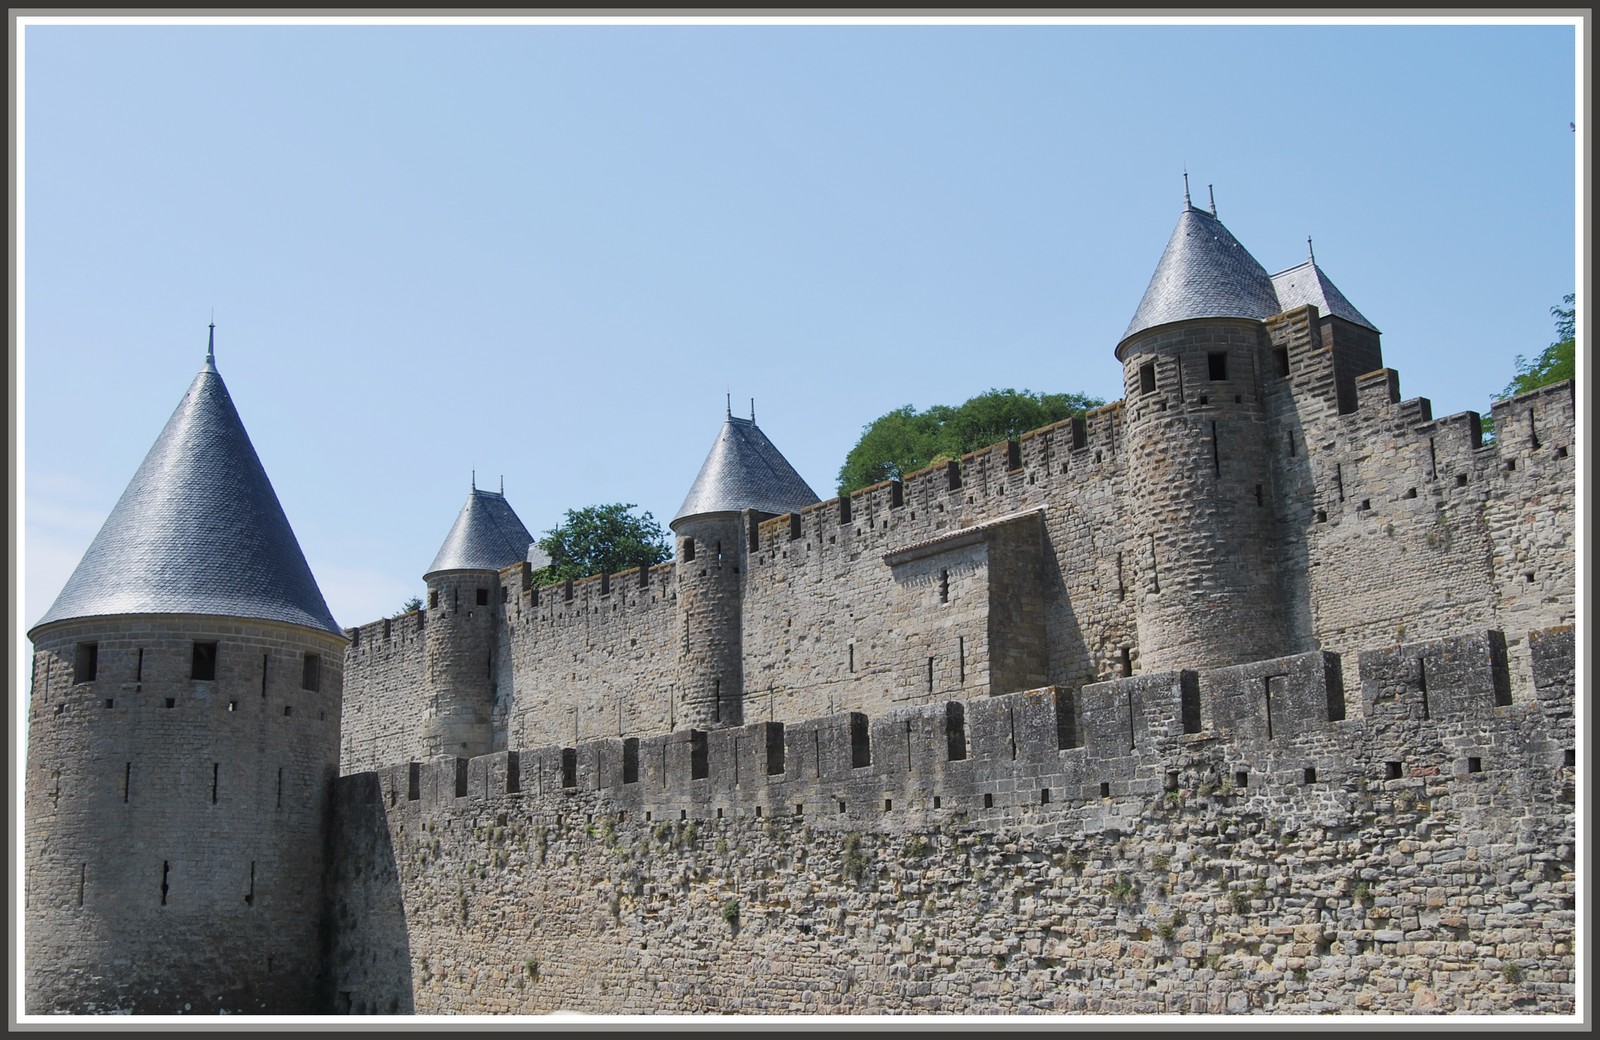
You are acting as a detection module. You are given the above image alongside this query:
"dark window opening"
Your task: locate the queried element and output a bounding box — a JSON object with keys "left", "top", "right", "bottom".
{"left": 933, "top": 795, "right": 942, "bottom": 809}
{"left": 765, "top": 722, "right": 786, "bottom": 775}
{"left": 1505, "top": 459, "right": 1517, "bottom": 472}
{"left": 1100, "top": 782, "right": 1111, "bottom": 798}
{"left": 1303, "top": 767, "right": 1316, "bottom": 784}
{"left": 984, "top": 793, "right": 995, "bottom": 808}
{"left": 124, "top": 762, "right": 131, "bottom": 803}
{"left": 1455, "top": 473, "right": 1468, "bottom": 487}
{"left": 301, "top": 654, "right": 320, "bottom": 692}
{"left": 245, "top": 861, "right": 255, "bottom": 906}
{"left": 683, "top": 537, "right": 696, "bottom": 562}
{"left": 74, "top": 643, "right": 98, "bottom": 684}
{"left": 789, "top": 513, "right": 802, "bottom": 540}
{"left": 623, "top": 738, "right": 640, "bottom": 784}
{"left": 135, "top": 648, "right": 144, "bottom": 682}
{"left": 1556, "top": 446, "right": 1568, "bottom": 459}
{"left": 1006, "top": 439, "right": 1022, "bottom": 471}
{"left": 191, "top": 642, "right": 217, "bottom": 681}
{"left": 850, "top": 712, "right": 871, "bottom": 768}
{"left": 261, "top": 654, "right": 269, "bottom": 697}
{"left": 1273, "top": 347, "right": 1290, "bottom": 377}
{"left": 283, "top": 705, "right": 293, "bottom": 717}
{"left": 453, "top": 758, "right": 468, "bottom": 797}
{"left": 947, "top": 459, "right": 963, "bottom": 490}
{"left": 1255, "top": 484, "right": 1264, "bottom": 506}
{"left": 165, "top": 698, "right": 176, "bottom": 709}
{"left": 1404, "top": 487, "right": 1417, "bottom": 499}
{"left": 939, "top": 569, "right": 949, "bottom": 603}
{"left": 506, "top": 751, "right": 521, "bottom": 793}
{"left": 1139, "top": 361, "right": 1156, "bottom": 395}
{"left": 946, "top": 702, "right": 967, "bottom": 761}
{"left": 839, "top": 497, "right": 852, "bottom": 525}
{"left": 161, "top": 861, "right": 170, "bottom": 906}
{"left": 559, "top": 748, "right": 578, "bottom": 789}
{"left": 476, "top": 588, "right": 489, "bottom": 606}
{"left": 891, "top": 480, "right": 905, "bottom": 508}
{"left": 212, "top": 763, "right": 219, "bottom": 804}
{"left": 1121, "top": 646, "right": 1133, "bottom": 678}
{"left": 429, "top": 590, "right": 439, "bottom": 609}
{"left": 1467, "top": 757, "right": 1483, "bottom": 774}
{"left": 1040, "top": 788, "right": 1051, "bottom": 805}
{"left": 1235, "top": 771, "right": 1248, "bottom": 788}
{"left": 1315, "top": 510, "right": 1328, "bottom": 523}
{"left": 1054, "top": 689, "right": 1079, "bottom": 750}
{"left": 690, "top": 729, "right": 709, "bottom": 780}
{"left": 407, "top": 762, "right": 420, "bottom": 801}
{"left": 1180, "top": 674, "right": 1201, "bottom": 734}
{"left": 1385, "top": 761, "right": 1403, "bottom": 780}
{"left": 1288, "top": 433, "right": 1297, "bottom": 458}
{"left": 105, "top": 699, "right": 114, "bottom": 709}
{"left": 1208, "top": 352, "right": 1228, "bottom": 381}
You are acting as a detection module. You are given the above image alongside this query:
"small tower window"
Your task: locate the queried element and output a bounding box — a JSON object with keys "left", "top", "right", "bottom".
{"left": 301, "top": 654, "right": 321, "bottom": 693}
{"left": 683, "top": 537, "right": 696, "bottom": 562}
{"left": 1208, "top": 352, "right": 1228, "bottom": 381}
{"left": 74, "top": 643, "right": 98, "bottom": 684}
{"left": 429, "top": 590, "right": 439, "bottom": 609}
{"left": 1139, "top": 361, "right": 1157, "bottom": 395}
{"left": 191, "top": 642, "right": 218, "bottom": 682}
{"left": 476, "top": 588, "right": 489, "bottom": 606}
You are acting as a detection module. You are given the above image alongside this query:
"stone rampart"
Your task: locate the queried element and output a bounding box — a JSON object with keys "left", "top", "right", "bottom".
{"left": 327, "top": 625, "right": 1575, "bottom": 1015}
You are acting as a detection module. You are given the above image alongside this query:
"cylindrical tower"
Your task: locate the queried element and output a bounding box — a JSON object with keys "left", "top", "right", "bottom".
{"left": 672, "top": 408, "right": 820, "bottom": 729}
{"left": 1116, "top": 201, "right": 1289, "bottom": 672}
{"left": 419, "top": 486, "right": 534, "bottom": 760}
{"left": 25, "top": 331, "right": 347, "bottom": 1014}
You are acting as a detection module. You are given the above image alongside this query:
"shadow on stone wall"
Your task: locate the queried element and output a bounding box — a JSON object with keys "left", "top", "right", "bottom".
{"left": 327, "top": 772, "right": 415, "bottom": 1014}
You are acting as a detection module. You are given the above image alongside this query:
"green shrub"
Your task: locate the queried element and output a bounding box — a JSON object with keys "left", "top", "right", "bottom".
{"left": 721, "top": 899, "right": 740, "bottom": 926}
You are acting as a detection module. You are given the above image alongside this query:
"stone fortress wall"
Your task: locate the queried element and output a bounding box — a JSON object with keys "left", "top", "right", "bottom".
{"left": 327, "top": 625, "right": 1576, "bottom": 1014}
{"left": 337, "top": 302, "right": 1576, "bottom": 776}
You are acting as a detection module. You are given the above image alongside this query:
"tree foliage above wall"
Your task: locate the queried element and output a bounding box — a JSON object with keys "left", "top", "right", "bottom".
{"left": 533, "top": 503, "right": 672, "bottom": 585}
{"left": 837, "top": 387, "right": 1104, "bottom": 495}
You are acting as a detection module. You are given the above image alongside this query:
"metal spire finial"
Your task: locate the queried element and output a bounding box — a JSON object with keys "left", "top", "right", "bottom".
{"left": 471, "top": 470, "right": 476, "bottom": 491}
{"left": 1209, "top": 184, "right": 1217, "bottom": 217}
{"left": 1183, "top": 169, "right": 1191, "bottom": 208}
{"left": 750, "top": 398, "right": 755, "bottom": 422}
{"left": 206, "top": 320, "right": 216, "bottom": 367}
{"left": 500, "top": 475, "right": 504, "bottom": 494}
{"left": 1307, "top": 236, "right": 1316, "bottom": 264}
{"left": 726, "top": 393, "right": 732, "bottom": 419}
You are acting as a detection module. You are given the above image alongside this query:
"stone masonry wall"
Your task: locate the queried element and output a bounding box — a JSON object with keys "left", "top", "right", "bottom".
{"left": 328, "top": 626, "right": 1575, "bottom": 1016}
{"left": 27, "top": 616, "right": 345, "bottom": 1014}
{"left": 342, "top": 611, "right": 428, "bottom": 774}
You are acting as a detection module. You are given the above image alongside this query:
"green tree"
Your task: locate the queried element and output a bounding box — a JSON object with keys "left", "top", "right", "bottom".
{"left": 837, "top": 387, "right": 1103, "bottom": 495}
{"left": 532, "top": 503, "right": 671, "bottom": 585}
{"left": 396, "top": 595, "right": 423, "bottom": 616}
{"left": 1485, "top": 294, "right": 1575, "bottom": 438}
{"left": 1501, "top": 294, "right": 1576, "bottom": 399}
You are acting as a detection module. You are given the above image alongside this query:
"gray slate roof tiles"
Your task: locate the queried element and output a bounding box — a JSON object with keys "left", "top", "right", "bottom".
{"left": 1122, "top": 205, "right": 1285, "bottom": 345}
{"left": 1270, "top": 260, "right": 1379, "bottom": 332}
{"left": 425, "top": 488, "right": 536, "bottom": 578}
{"left": 31, "top": 355, "right": 343, "bottom": 638}
{"left": 673, "top": 416, "right": 821, "bottom": 527}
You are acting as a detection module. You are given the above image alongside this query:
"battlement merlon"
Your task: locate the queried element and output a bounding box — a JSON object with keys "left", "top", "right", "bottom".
{"left": 362, "top": 625, "right": 1573, "bottom": 815}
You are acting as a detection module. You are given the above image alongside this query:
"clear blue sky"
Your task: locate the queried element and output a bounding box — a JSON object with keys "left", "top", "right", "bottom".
{"left": 17, "top": 15, "right": 1584, "bottom": 656}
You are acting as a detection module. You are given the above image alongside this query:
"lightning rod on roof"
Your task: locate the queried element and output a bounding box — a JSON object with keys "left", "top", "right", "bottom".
{"left": 472, "top": 470, "right": 476, "bottom": 491}
{"left": 750, "top": 398, "right": 755, "bottom": 422}
{"left": 726, "top": 392, "right": 732, "bottom": 419}
{"left": 1209, "top": 184, "right": 1217, "bottom": 217}
{"left": 206, "top": 319, "right": 216, "bottom": 367}
{"left": 1183, "top": 169, "right": 1191, "bottom": 208}
{"left": 1308, "top": 236, "right": 1316, "bottom": 264}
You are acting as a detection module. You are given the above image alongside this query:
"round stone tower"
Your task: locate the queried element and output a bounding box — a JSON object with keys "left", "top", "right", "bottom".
{"left": 1116, "top": 196, "right": 1289, "bottom": 672}
{"left": 671, "top": 405, "right": 819, "bottom": 729}
{"left": 420, "top": 484, "right": 533, "bottom": 760}
{"left": 25, "top": 328, "right": 347, "bottom": 1014}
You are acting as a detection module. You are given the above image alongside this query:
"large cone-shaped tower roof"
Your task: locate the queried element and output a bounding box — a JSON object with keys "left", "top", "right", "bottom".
{"left": 1120, "top": 204, "right": 1283, "bottom": 350}
{"left": 425, "top": 487, "right": 536, "bottom": 579}
{"left": 673, "top": 414, "right": 820, "bottom": 529}
{"left": 31, "top": 331, "right": 342, "bottom": 637}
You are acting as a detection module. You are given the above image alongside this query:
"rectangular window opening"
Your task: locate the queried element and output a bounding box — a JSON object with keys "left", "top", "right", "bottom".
{"left": 1006, "top": 439, "right": 1022, "bottom": 471}
{"left": 1138, "top": 361, "right": 1156, "bottom": 395}
{"left": 850, "top": 712, "right": 871, "bottom": 768}
{"left": 939, "top": 569, "right": 950, "bottom": 604}
{"left": 1053, "top": 689, "right": 1079, "bottom": 750}
{"left": 212, "top": 763, "right": 219, "bottom": 804}
{"left": 1467, "top": 756, "right": 1483, "bottom": 774}
{"left": 1385, "top": 761, "right": 1403, "bottom": 780}
{"left": 1040, "top": 788, "right": 1051, "bottom": 805}
{"left": 561, "top": 748, "right": 578, "bottom": 789}
{"left": 890, "top": 480, "right": 905, "bottom": 508}
{"left": 1208, "top": 352, "right": 1228, "bottom": 381}
{"left": 454, "top": 758, "right": 469, "bottom": 798}
{"left": 429, "top": 590, "right": 439, "bottom": 609}
{"left": 301, "top": 654, "right": 321, "bottom": 693}
{"left": 622, "top": 738, "right": 640, "bottom": 784}
{"left": 161, "top": 861, "right": 170, "bottom": 906}
{"left": 946, "top": 702, "right": 968, "bottom": 761}
{"left": 74, "top": 643, "right": 98, "bottom": 684}
{"left": 1303, "top": 767, "right": 1316, "bottom": 784}
{"left": 1273, "top": 347, "right": 1290, "bottom": 377}
{"left": 984, "top": 793, "right": 995, "bottom": 808}
{"left": 765, "top": 722, "right": 786, "bottom": 776}
{"left": 1099, "top": 782, "right": 1111, "bottom": 798}
{"left": 407, "top": 762, "right": 421, "bottom": 801}
{"left": 135, "top": 648, "right": 144, "bottom": 682}
{"left": 683, "top": 537, "right": 696, "bottom": 561}
{"left": 690, "top": 730, "right": 710, "bottom": 781}
{"left": 191, "top": 641, "right": 217, "bottom": 682}
{"left": 1236, "top": 770, "right": 1249, "bottom": 788}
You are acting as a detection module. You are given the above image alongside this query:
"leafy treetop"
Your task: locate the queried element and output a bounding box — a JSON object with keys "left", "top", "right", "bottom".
{"left": 837, "top": 388, "right": 1104, "bottom": 495}
{"left": 1499, "top": 293, "right": 1575, "bottom": 400}
{"left": 532, "top": 503, "right": 672, "bottom": 585}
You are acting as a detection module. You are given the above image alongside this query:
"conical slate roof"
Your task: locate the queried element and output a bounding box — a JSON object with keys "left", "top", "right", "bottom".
{"left": 1120, "top": 205, "right": 1284, "bottom": 348}
{"left": 1270, "top": 259, "right": 1379, "bottom": 332}
{"left": 425, "top": 487, "right": 535, "bottom": 578}
{"left": 673, "top": 415, "right": 820, "bottom": 528}
{"left": 31, "top": 339, "right": 342, "bottom": 638}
